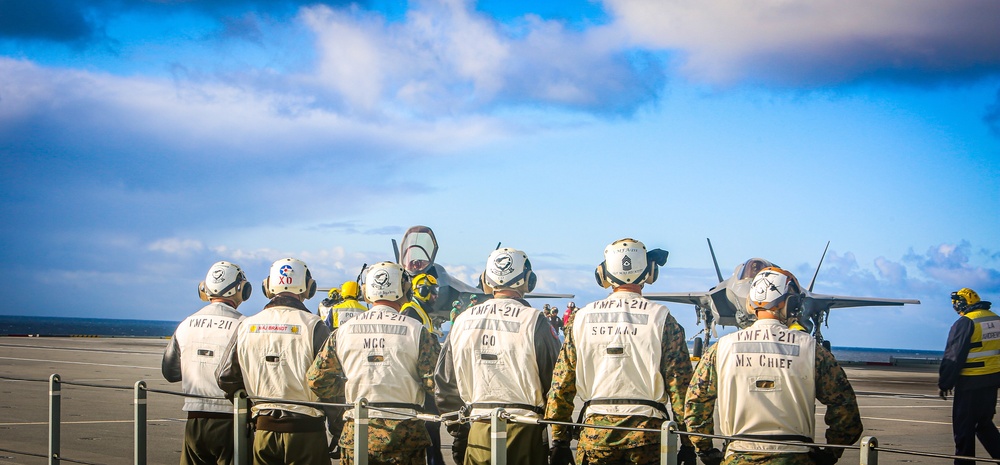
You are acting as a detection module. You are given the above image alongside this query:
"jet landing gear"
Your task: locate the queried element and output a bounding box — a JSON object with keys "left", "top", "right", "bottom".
{"left": 810, "top": 311, "right": 832, "bottom": 352}
{"left": 692, "top": 337, "right": 705, "bottom": 360}
{"left": 691, "top": 306, "right": 713, "bottom": 360}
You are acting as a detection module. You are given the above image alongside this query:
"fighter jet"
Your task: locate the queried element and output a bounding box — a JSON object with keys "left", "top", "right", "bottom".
{"left": 394, "top": 225, "right": 573, "bottom": 318}
{"left": 645, "top": 239, "right": 920, "bottom": 358}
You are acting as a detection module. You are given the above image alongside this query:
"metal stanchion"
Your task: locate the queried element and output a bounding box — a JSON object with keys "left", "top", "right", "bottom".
{"left": 234, "top": 390, "right": 250, "bottom": 465}
{"left": 861, "top": 436, "right": 878, "bottom": 465}
{"left": 354, "top": 398, "right": 369, "bottom": 465}
{"left": 490, "top": 409, "right": 507, "bottom": 465}
{"left": 134, "top": 381, "right": 147, "bottom": 465}
{"left": 661, "top": 421, "right": 678, "bottom": 465}
{"left": 48, "top": 374, "right": 61, "bottom": 465}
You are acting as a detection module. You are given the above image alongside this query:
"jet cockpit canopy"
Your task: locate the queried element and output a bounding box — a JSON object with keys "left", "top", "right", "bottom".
{"left": 399, "top": 225, "right": 439, "bottom": 276}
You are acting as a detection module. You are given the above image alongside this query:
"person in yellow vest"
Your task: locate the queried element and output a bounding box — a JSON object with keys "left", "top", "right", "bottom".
{"left": 317, "top": 288, "right": 342, "bottom": 329}
{"left": 684, "top": 266, "right": 862, "bottom": 465}
{"left": 939, "top": 288, "right": 1000, "bottom": 465}
{"left": 400, "top": 273, "right": 446, "bottom": 465}
{"left": 402, "top": 273, "right": 439, "bottom": 335}
{"left": 330, "top": 281, "right": 367, "bottom": 329}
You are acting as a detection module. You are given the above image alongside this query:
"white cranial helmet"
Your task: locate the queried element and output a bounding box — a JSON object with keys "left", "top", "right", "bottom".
{"left": 745, "top": 266, "right": 802, "bottom": 326}
{"left": 199, "top": 261, "right": 251, "bottom": 304}
{"left": 263, "top": 258, "right": 316, "bottom": 299}
{"left": 596, "top": 238, "right": 649, "bottom": 288}
{"left": 364, "top": 261, "right": 410, "bottom": 303}
{"left": 481, "top": 248, "right": 536, "bottom": 294}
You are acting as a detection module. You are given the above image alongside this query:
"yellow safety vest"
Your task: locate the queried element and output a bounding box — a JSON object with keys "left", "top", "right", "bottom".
{"left": 961, "top": 309, "right": 1000, "bottom": 377}
{"left": 401, "top": 300, "right": 434, "bottom": 333}
{"left": 332, "top": 299, "right": 367, "bottom": 329}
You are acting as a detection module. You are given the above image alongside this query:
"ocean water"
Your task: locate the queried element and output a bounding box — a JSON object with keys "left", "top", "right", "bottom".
{"left": 0, "top": 315, "right": 943, "bottom": 364}
{"left": 0, "top": 315, "right": 179, "bottom": 338}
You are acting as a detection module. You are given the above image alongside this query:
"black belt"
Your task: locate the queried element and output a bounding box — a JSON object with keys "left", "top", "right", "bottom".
{"left": 576, "top": 398, "right": 671, "bottom": 424}
{"left": 471, "top": 402, "right": 544, "bottom": 414}
{"left": 367, "top": 402, "right": 423, "bottom": 412}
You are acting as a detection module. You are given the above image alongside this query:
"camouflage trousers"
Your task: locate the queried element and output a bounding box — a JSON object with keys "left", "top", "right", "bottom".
{"left": 339, "top": 417, "right": 431, "bottom": 465}
{"left": 576, "top": 443, "right": 659, "bottom": 465}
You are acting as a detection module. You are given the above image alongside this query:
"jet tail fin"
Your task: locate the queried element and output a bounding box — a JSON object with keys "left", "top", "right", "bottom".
{"left": 807, "top": 241, "right": 831, "bottom": 292}
{"left": 707, "top": 238, "right": 724, "bottom": 283}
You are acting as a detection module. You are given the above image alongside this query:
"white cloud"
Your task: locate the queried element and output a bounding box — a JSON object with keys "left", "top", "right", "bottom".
{"left": 604, "top": 0, "right": 1000, "bottom": 86}
{"left": 148, "top": 237, "right": 205, "bottom": 255}
{"left": 298, "top": 0, "right": 662, "bottom": 116}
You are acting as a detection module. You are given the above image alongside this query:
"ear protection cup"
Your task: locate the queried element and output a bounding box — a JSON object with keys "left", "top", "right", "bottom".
{"left": 953, "top": 293, "right": 968, "bottom": 312}
{"left": 402, "top": 274, "right": 413, "bottom": 301}
{"left": 480, "top": 272, "right": 494, "bottom": 294}
{"left": 305, "top": 270, "right": 317, "bottom": 300}
{"left": 523, "top": 258, "right": 537, "bottom": 293}
{"left": 644, "top": 264, "right": 659, "bottom": 285}
{"left": 262, "top": 277, "right": 275, "bottom": 299}
{"left": 416, "top": 284, "right": 438, "bottom": 299}
{"left": 198, "top": 282, "right": 210, "bottom": 301}
{"left": 594, "top": 262, "right": 612, "bottom": 288}
{"left": 241, "top": 281, "right": 253, "bottom": 302}
{"left": 785, "top": 293, "right": 802, "bottom": 320}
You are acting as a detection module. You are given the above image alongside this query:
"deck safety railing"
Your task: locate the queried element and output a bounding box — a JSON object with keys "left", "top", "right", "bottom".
{"left": 1, "top": 373, "right": 999, "bottom": 465}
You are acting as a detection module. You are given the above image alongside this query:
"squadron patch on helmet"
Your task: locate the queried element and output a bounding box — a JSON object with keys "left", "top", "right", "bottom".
{"left": 211, "top": 268, "right": 226, "bottom": 283}
{"left": 373, "top": 269, "right": 391, "bottom": 288}
{"left": 493, "top": 252, "right": 514, "bottom": 277}
{"left": 279, "top": 265, "right": 294, "bottom": 277}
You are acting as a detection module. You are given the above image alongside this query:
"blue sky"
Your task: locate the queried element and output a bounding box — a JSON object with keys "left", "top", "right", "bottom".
{"left": 1, "top": 0, "right": 998, "bottom": 350}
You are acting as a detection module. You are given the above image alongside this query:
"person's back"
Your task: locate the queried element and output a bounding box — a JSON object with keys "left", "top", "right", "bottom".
{"left": 547, "top": 238, "right": 693, "bottom": 465}
{"left": 714, "top": 319, "right": 817, "bottom": 454}
{"left": 437, "top": 248, "right": 559, "bottom": 465}
{"left": 308, "top": 261, "right": 439, "bottom": 465}
{"left": 162, "top": 261, "right": 248, "bottom": 465}
{"left": 939, "top": 288, "right": 1000, "bottom": 465}
{"left": 217, "top": 258, "right": 331, "bottom": 465}
{"left": 684, "top": 267, "right": 862, "bottom": 465}
{"left": 331, "top": 281, "right": 367, "bottom": 329}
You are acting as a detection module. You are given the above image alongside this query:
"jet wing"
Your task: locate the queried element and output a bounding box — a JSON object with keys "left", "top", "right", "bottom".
{"left": 525, "top": 292, "right": 575, "bottom": 299}
{"left": 806, "top": 293, "right": 920, "bottom": 309}
{"left": 644, "top": 292, "right": 714, "bottom": 308}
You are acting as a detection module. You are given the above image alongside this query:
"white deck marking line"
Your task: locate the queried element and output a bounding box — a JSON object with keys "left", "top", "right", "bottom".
{"left": 0, "top": 343, "right": 161, "bottom": 355}
{"left": 855, "top": 405, "right": 953, "bottom": 409}
{"left": 0, "top": 419, "right": 185, "bottom": 426}
{"left": 859, "top": 416, "right": 951, "bottom": 426}
{"left": 0, "top": 356, "right": 158, "bottom": 370}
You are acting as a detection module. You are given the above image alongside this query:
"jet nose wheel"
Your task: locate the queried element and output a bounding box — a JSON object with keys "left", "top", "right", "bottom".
{"left": 692, "top": 338, "right": 704, "bottom": 359}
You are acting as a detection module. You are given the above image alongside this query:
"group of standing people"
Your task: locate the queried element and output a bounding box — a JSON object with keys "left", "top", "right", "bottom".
{"left": 541, "top": 302, "right": 576, "bottom": 338}
{"left": 160, "top": 235, "right": 1000, "bottom": 465}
